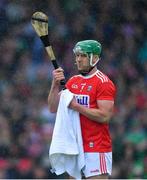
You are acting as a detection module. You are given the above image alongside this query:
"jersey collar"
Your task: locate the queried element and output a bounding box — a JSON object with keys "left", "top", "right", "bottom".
{"left": 78, "top": 70, "right": 99, "bottom": 79}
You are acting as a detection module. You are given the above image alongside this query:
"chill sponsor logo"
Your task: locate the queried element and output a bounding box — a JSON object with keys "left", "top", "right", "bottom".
{"left": 75, "top": 94, "right": 90, "bottom": 107}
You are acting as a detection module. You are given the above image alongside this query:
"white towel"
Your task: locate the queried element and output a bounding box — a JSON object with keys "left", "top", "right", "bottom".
{"left": 49, "top": 89, "right": 85, "bottom": 179}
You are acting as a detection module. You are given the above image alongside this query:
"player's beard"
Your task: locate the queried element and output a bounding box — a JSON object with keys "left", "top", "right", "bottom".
{"left": 78, "top": 66, "right": 95, "bottom": 76}
{"left": 76, "top": 60, "right": 94, "bottom": 76}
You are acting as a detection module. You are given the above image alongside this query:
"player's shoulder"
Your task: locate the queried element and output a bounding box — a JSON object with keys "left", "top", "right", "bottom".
{"left": 95, "top": 70, "right": 115, "bottom": 88}
{"left": 66, "top": 75, "right": 80, "bottom": 86}
{"left": 68, "top": 74, "right": 80, "bottom": 81}
{"left": 95, "top": 70, "right": 116, "bottom": 91}
{"left": 95, "top": 70, "right": 110, "bottom": 83}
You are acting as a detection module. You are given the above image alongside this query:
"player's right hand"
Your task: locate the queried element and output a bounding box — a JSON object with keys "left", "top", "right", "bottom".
{"left": 52, "top": 67, "right": 65, "bottom": 85}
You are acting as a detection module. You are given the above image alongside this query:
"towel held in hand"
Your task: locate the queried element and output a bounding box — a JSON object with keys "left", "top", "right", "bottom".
{"left": 49, "top": 89, "right": 85, "bottom": 179}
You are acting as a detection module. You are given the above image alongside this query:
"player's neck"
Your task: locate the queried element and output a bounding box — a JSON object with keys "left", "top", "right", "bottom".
{"left": 88, "top": 66, "right": 97, "bottom": 76}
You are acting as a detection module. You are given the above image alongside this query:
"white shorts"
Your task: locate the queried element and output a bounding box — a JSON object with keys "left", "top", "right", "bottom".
{"left": 82, "top": 152, "right": 112, "bottom": 178}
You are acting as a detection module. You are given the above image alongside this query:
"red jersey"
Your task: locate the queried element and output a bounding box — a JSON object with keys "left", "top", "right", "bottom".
{"left": 66, "top": 70, "right": 116, "bottom": 152}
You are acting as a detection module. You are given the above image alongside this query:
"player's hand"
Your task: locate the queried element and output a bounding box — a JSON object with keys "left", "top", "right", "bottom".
{"left": 68, "top": 97, "right": 78, "bottom": 111}
{"left": 52, "top": 67, "right": 65, "bottom": 86}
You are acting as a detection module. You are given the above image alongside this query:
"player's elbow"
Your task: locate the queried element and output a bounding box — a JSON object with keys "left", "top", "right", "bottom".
{"left": 49, "top": 109, "right": 57, "bottom": 113}
{"left": 102, "top": 116, "right": 111, "bottom": 123}
{"left": 99, "top": 112, "right": 113, "bottom": 123}
{"left": 48, "top": 105, "right": 57, "bottom": 113}
{"left": 104, "top": 111, "right": 114, "bottom": 123}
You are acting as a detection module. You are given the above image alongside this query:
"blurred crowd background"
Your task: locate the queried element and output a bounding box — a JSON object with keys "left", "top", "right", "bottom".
{"left": 0, "top": 0, "right": 147, "bottom": 179}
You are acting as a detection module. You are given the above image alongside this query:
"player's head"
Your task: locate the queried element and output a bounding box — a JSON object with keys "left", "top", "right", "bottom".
{"left": 73, "top": 40, "right": 102, "bottom": 75}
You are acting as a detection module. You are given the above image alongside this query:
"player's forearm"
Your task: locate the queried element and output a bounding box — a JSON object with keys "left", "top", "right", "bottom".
{"left": 71, "top": 103, "right": 112, "bottom": 123}
{"left": 48, "top": 84, "right": 60, "bottom": 113}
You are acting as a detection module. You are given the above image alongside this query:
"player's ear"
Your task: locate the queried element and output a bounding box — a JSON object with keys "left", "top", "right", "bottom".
{"left": 93, "top": 55, "right": 99, "bottom": 63}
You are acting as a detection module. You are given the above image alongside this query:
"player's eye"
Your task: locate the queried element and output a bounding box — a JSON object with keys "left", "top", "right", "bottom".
{"left": 81, "top": 54, "right": 87, "bottom": 57}
{"left": 75, "top": 53, "right": 87, "bottom": 58}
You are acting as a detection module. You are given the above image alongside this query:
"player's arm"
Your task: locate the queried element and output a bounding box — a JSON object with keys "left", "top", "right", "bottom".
{"left": 69, "top": 98, "right": 114, "bottom": 123}
{"left": 48, "top": 68, "right": 65, "bottom": 113}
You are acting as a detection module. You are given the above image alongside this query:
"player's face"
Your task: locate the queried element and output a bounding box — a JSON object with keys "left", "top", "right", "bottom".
{"left": 75, "top": 53, "right": 90, "bottom": 71}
